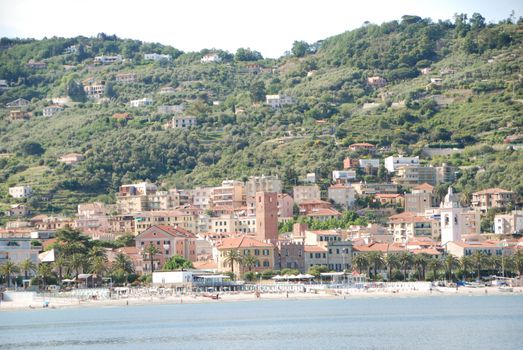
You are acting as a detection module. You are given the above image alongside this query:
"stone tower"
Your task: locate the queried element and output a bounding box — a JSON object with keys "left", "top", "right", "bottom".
{"left": 440, "top": 187, "right": 464, "bottom": 245}
{"left": 255, "top": 191, "right": 279, "bottom": 244}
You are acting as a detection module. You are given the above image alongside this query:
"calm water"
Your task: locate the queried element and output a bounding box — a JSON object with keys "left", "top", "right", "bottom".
{"left": 1, "top": 296, "right": 522, "bottom": 350}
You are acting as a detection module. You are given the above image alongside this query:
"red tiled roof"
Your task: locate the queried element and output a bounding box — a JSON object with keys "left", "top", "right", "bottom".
{"left": 349, "top": 143, "right": 375, "bottom": 148}
{"left": 193, "top": 260, "right": 218, "bottom": 269}
{"left": 411, "top": 248, "right": 441, "bottom": 255}
{"left": 375, "top": 193, "right": 403, "bottom": 199}
{"left": 218, "top": 236, "right": 272, "bottom": 249}
{"left": 413, "top": 183, "right": 434, "bottom": 191}
{"left": 307, "top": 208, "right": 341, "bottom": 217}
{"left": 473, "top": 188, "right": 514, "bottom": 195}
{"left": 304, "top": 245, "right": 328, "bottom": 253}
{"left": 353, "top": 242, "right": 404, "bottom": 253}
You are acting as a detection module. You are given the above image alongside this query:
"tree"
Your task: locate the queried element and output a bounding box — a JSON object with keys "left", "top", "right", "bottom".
{"left": 0, "top": 260, "right": 19, "bottom": 288}
{"left": 163, "top": 255, "right": 194, "bottom": 270}
{"left": 104, "top": 81, "right": 117, "bottom": 98}
{"left": 20, "top": 259, "right": 36, "bottom": 280}
{"left": 89, "top": 256, "right": 107, "bottom": 278}
{"left": 460, "top": 256, "right": 472, "bottom": 281}
{"left": 367, "top": 251, "right": 384, "bottom": 279}
{"left": 384, "top": 253, "right": 399, "bottom": 281}
{"left": 241, "top": 255, "right": 259, "bottom": 272}
{"left": 66, "top": 79, "right": 86, "bottom": 102}
{"left": 413, "top": 254, "right": 429, "bottom": 280}
{"left": 427, "top": 259, "right": 441, "bottom": 281}
{"left": 308, "top": 265, "right": 329, "bottom": 278}
{"left": 471, "top": 251, "right": 487, "bottom": 280}
{"left": 249, "top": 81, "right": 266, "bottom": 103}
{"left": 353, "top": 254, "right": 368, "bottom": 274}
{"left": 398, "top": 251, "right": 412, "bottom": 281}
{"left": 113, "top": 253, "right": 134, "bottom": 275}
{"left": 470, "top": 13, "right": 486, "bottom": 31}
{"left": 235, "top": 48, "right": 263, "bottom": 61}
{"left": 444, "top": 254, "right": 459, "bottom": 281}
{"left": 37, "top": 263, "right": 54, "bottom": 289}
{"left": 513, "top": 251, "right": 523, "bottom": 276}
{"left": 291, "top": 40, "right": 310, "bottom": 57}
{"left": 224, "top": 250, "right": 242, "bottom": 278}
{"left": 20, "top": 141, "right": 45, "bottom": 156}
{"left": 145, "top": 243, "right": 159, "bottom": 273}
{"left": 68, "top": 253, "right": 85, "bottom": 282}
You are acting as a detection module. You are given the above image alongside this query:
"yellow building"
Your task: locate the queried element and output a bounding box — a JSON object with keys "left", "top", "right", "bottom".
{"left": 218, "top": 236, "right": 275, "bottom": 276}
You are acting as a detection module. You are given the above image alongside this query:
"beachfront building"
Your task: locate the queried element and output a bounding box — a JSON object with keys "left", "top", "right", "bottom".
{"left": 217, "top": 236, "right": 275, "bottom": 276}
{"left": 135, "top": 225, "right": 197, "bottom": 272}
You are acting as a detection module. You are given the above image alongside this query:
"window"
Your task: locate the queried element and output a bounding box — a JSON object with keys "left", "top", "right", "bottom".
{"left": 263, "top": 261, "right": 270, "bottom": 267}
{"left": 255, "top": 249, "right": 260, "bottom": 256}
{"left": 244, "top": 249, "right": 250, "bottom": 256}
{"left": 263, "top": 249, "right": 270, "bottom": 256}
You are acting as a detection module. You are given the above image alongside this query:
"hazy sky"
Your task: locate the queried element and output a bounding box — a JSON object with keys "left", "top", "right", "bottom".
{"left": 0, "top": 0, "right": 521, "bottom": 58}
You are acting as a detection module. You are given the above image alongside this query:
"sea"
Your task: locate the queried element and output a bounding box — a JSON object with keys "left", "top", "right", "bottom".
{"left": 0, "top": 295, "right": 522, "bottom": 350}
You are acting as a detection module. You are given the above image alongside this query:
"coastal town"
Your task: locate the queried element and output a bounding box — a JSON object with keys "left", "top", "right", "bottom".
{"left": 1, "top": 146, "right": 522, "bottom": 307}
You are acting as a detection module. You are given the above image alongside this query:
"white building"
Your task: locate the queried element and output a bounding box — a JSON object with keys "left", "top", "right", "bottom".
{"left": 293, "top": 185, "right": 321, "bottom": 204}
{"left": 9, "top": 186, "right": 33, "bottom": 198}
{"left": 43, "top": 105, "right": 64, "bottom": 117}
{"left": 164, "top": 115, "right": 197, "bottom": 129}
{"left": 440, "top": 187, "right": 464, "bottom": 245}
{"left": 201, "top": 53, "right": 221, "bottom": 63}
{"left": 144, "top": 53, "right": 172, "bottom": 62}
{"left": 384, "top": 155, "right": 420, "bottom": 173}
{"left": 130, "top": 98, "right": 154, "bottom": 107}
{"left": 266, "top": 94, "right": 295, "bottom": 108}
{"left": 245, "top": 175, "right": 282, "bottom": 198}
{"left": 494, "top": 211, "right": 523, "bottom": 235}
{"left": 332, "top": 170, "right": 357, "bottom": 182}
{"left": 83, "top": 84, "right": 105, "bottom": 99}
{"left": 359, "top": 159, "right": 380, "bottom": 169}
{"left": 94, "top": 55, "right": 122, "bottom": 64}
{"left": 305, "top": 173, "right": 316, "bottom": 183}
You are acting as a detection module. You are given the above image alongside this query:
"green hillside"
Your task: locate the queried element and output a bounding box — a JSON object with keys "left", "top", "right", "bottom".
{"left": 0, "top": 14, "right": 522, "bottom": 215}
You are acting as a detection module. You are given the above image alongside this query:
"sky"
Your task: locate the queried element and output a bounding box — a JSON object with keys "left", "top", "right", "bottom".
{"left": 0, "top": 0, "right": 521, "bottom": 58}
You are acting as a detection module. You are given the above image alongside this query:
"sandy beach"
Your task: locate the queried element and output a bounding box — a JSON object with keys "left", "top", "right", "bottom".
{"left": 1, "top": 286, "right": 522, "bottom": 311}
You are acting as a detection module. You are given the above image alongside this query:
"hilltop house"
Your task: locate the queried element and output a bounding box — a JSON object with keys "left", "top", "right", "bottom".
{"left": 367, "top": 76, "right": 386, "bottom": 87}
{"left": 6, "top": 98, "right": 30, "bottom": 109}
{"left": 9, "top": 110, "right": 30, "bottom": 120}
{"left": 43, "top": 104, "right": 64, "bottom": 117}
{"left": 58, "top": 153, "right": 84, "bottom": 165}
{"left": 130, "top": 98, "right": 153, "bottom": 107}
{"left": 112, "top": 112, "right": 133, "bottom": 121}
{"left": 115, "top": 73, "right": 136, "bottom": 83}
{"left": 94, "top": 55, "right": 122, "bottom": 64}
{"left": 164, "top": 115, "right": 197, "bottom": 129}
{"left": 83, "top": 83, "right": 105, "bottom": 99}
{"left": 9, "top": 186, "right": 33, "bottom": 198}
{"left": 201, "top": 53, "right": 221, "bottom": 63}
{"left": 471, "top": 188, "right": 517, "bottom": 213}
{"left": 265, "top": 94, "right": 294, "bottom": 108}
{"left": 144, "top": 53, "right": 172, "bottom": 61}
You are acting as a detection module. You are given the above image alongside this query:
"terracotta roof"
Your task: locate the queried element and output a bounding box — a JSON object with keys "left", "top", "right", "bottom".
{"left": 329, "top": 184, "right": 351, "bottom": 189}
{"left": 218, "top": 236, "right": 272, "bottom": 249}
{"left": 389, "top": 211, "right": 433, "bottom": 223}
{"left": 473, "top": 188, "right": 514, "bottom": 195}
{"left": 139, "top": 225, "right": 196, "bottom": 238}
{"left": 193, "top": 260, "right": 218, "bottom": 269}
{"left": 353, "top": 242, "right": 404, "bottom": 253}
{"left": 304, "top": 245, "right": 328, "bottom": 253}
{"left": 299, "top": 200, "right": 330, "bottom": 205}
{"left": 136, "top": 210, "right": 188, "bottom": 217}
{"left": 449, "top": 241, "right": 500, "bottom": 249}
{"left": 349, "top": 143, "right": 375, "bottom": 148}
{"left": 308, "top": 230, "right": 340, "bottom": 236}
{"left": 411, "top": 248, "right": 441, "bottom": 255}
{"left": 113, "top": 112, "right": 133, "bottom": 120}
{"left": 118, "top": 246, "right": 140, "bottom": 255}
{"left": 307, "top": 208, "right": 341, "bottom": 217}
{"left": 413, "top": 183, "right": 434, "bottom": 191}
{"left": 375, "top": 193, "right": 403, "bottom": 199}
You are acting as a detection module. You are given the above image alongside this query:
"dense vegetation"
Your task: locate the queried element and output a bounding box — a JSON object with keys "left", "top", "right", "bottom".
{"left": 0, "top": 14, "right": 522, "bottom": 215}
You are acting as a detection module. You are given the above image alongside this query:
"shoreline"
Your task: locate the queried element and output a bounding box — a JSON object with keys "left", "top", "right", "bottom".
{"left": 2, "top": 286, "right": 522, "bottom": 312}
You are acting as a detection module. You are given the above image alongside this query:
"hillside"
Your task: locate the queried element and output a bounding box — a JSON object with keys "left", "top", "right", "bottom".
{"left": 0, "top": 14, "right": 522, "bottom": 216}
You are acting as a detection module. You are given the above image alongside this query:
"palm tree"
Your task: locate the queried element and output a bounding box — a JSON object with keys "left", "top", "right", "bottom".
{"left": 398, "top": 251, "right": 412, "bottom": 281}
{"left": 513, "top": 251, "right": 523, "bottom": 276}
{"left": 20, "top": 259, "right": 36, "bottom": 280}
{"left": 224, "top": 250, "right": 242, "bottom": 278}
{"left": 427, "top": 259, "right": 441, "bottom": 281}
{"left": 89, "top": 256, "right": 107, "bottom": 278}
{"left": 145, "top": 243, "right": 159, "bottom": 273}
{"left": 0, "top": 260, "right": 19, "bottom": 288}
{"left": 53, "top": 255, "right": 66, "bottom": 282}
{"left": 241, "top": 255, "right": 259, "bottom": 272}
{"left": 37, "top": 263, "right": 53, "bottom": 289}
{"left": 113, "top": 253, "right": 134, "bottom": 275}
{"left": 413, "top": 254, "right": 429, "bottom": 281}
{"left": 352, "top": 254, "right": 368, "bottom": 275}
{"left": 68, "top": 253, "right": 85, "bottom": 282}
{"left": 471, "top": 251, "right": 487, "bottom": 281}
{"left": 384, "top": 253, "right": 399, "bottom": 281}
{"left": 367, "top": 251, "right": 384, "bottom": 280}
{"left": 460, "top": 256, "right": 472, "bottom": 281}
{"left": 444, "top": 254, "right": 459, "bottom": 281}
